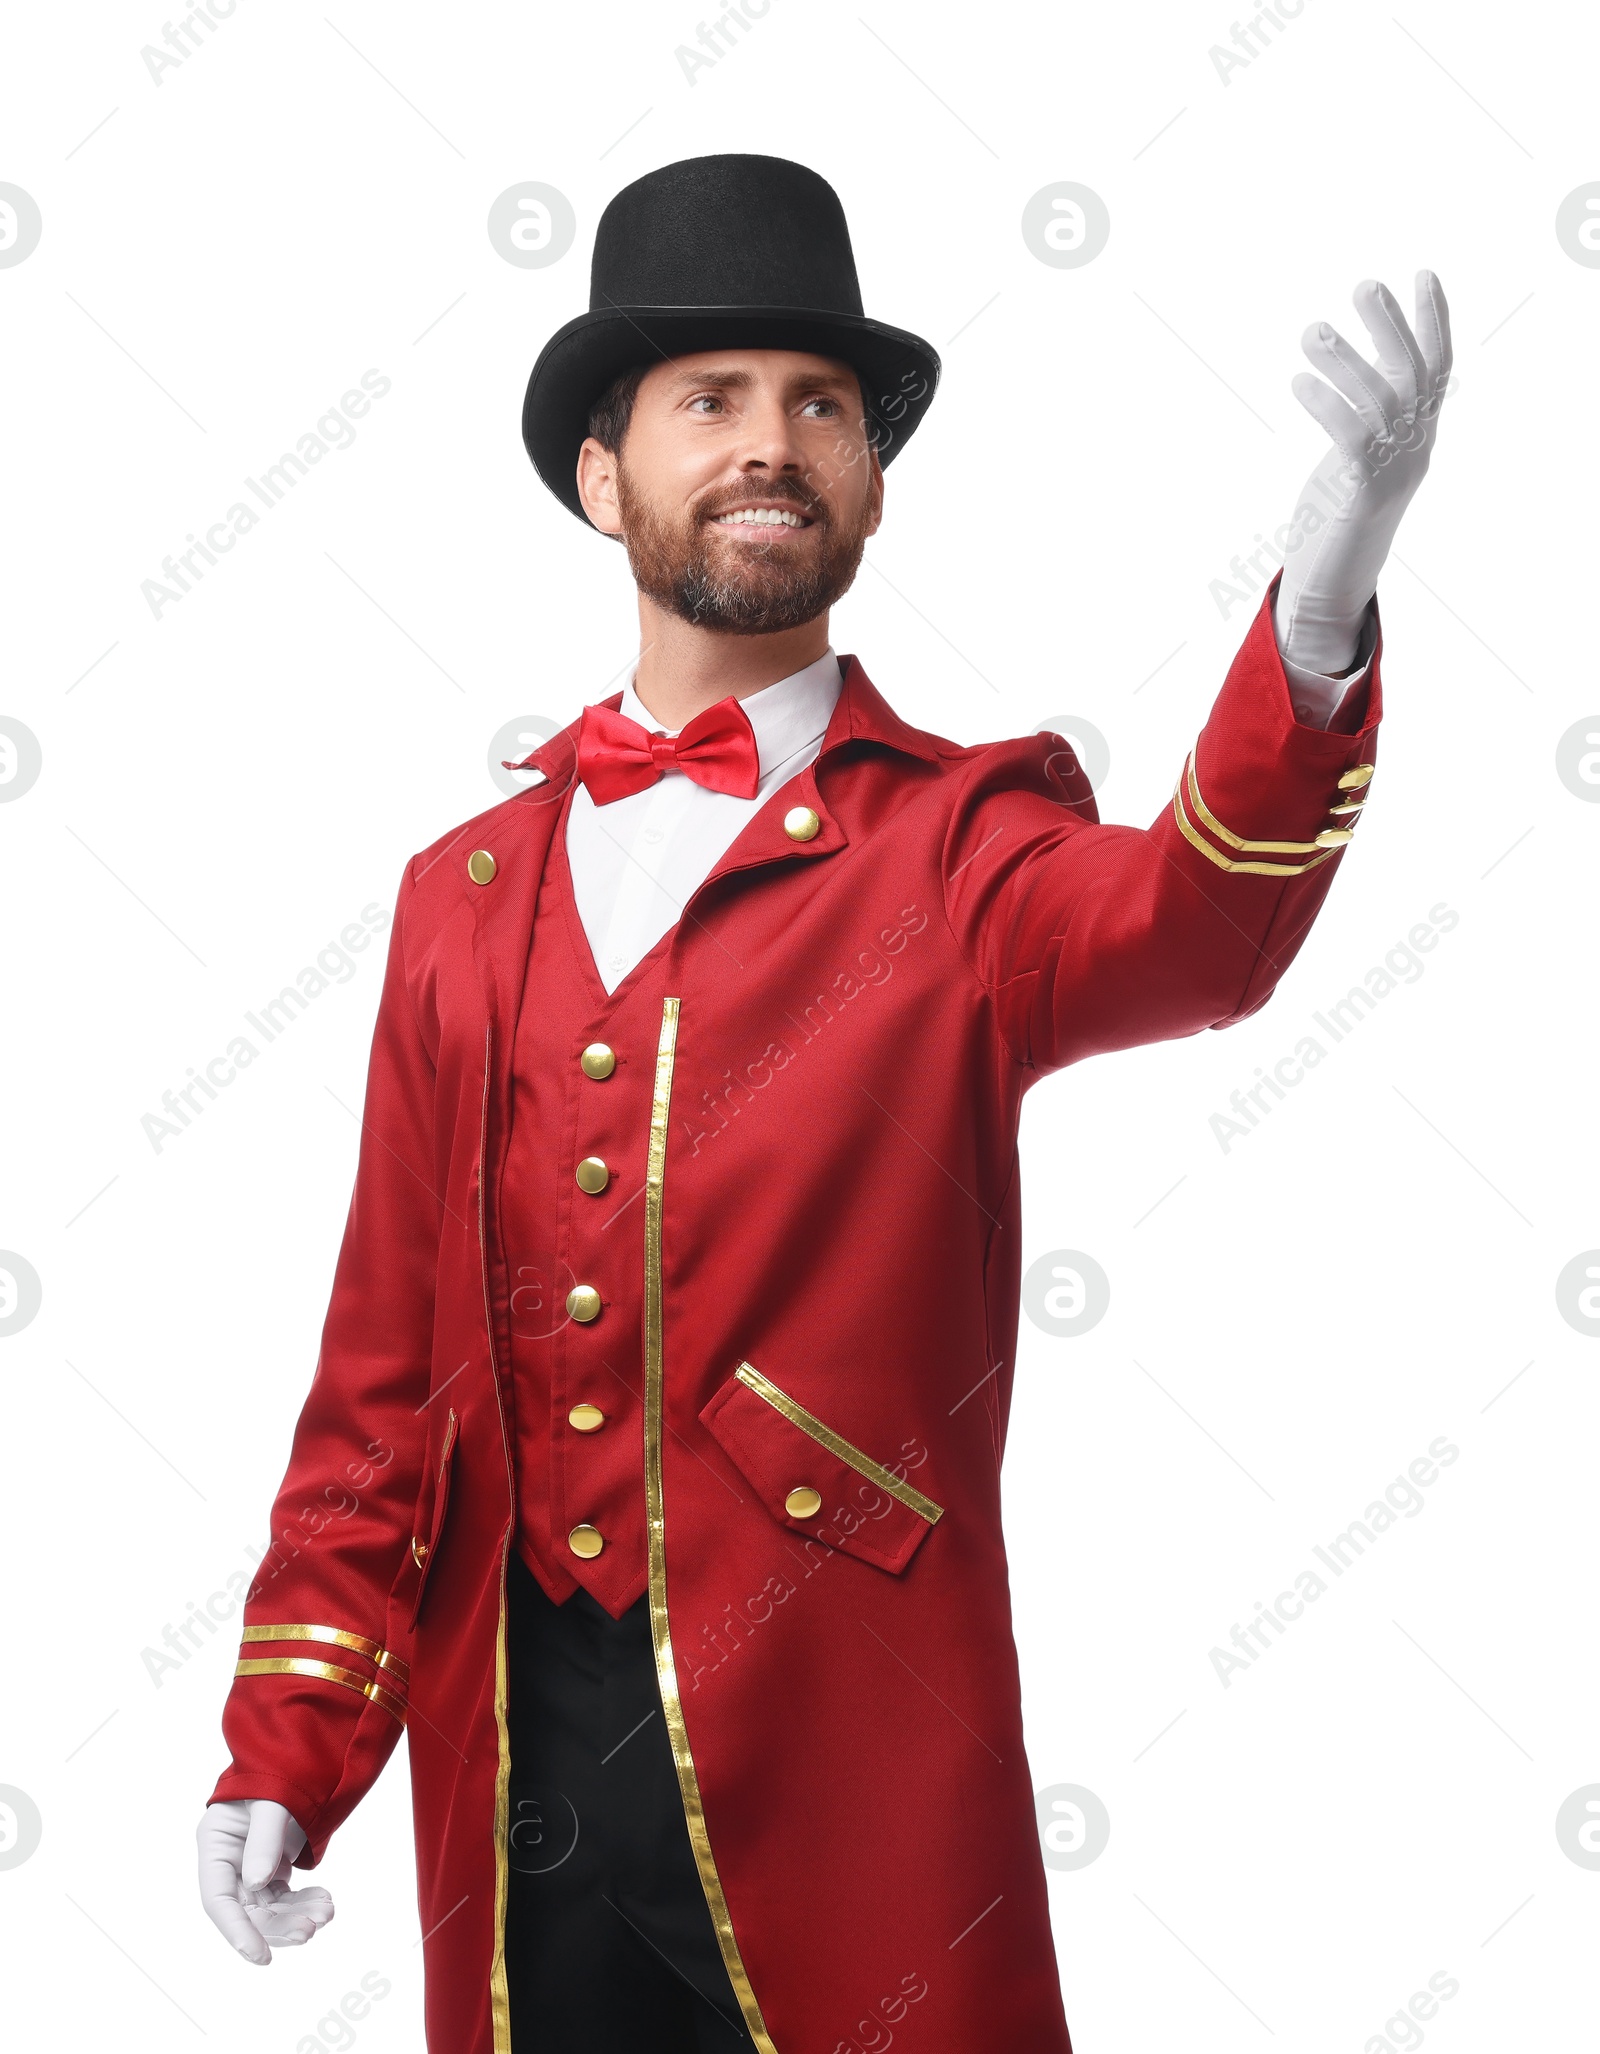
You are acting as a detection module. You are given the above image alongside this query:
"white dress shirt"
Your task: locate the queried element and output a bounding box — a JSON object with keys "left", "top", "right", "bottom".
{"left": 564, "top": 647, "right": 845, "bottom": 993}
{"left": 561, "top": 631, "right": 1372, "bottom": 994}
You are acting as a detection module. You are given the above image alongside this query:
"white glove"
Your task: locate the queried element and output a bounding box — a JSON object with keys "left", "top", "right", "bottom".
{"left": 197, "top": 1799, "right": 335, "bottom": 1965}
{"left": 1274, "top": 271, "right": 1452, "bottom": 675}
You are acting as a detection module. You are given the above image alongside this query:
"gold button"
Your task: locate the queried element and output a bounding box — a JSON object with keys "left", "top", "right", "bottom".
{"left": 411, "top": 1535, "right": 430, "bottom": 1569}
{"left": 1327, "top": 796, "right": 1366, "bottom": 817}
{"left": 785, "top": 1485, "right": 823, "bottom": 1520}
{"left": 575, "top": 1156, "right": 610, "bottom": 1194}
{"left": 467, "top": 849, "right": 497, "bottom": 885}
{"left": 568, "top": 1523, "right": 604, "bottom": 1559}
{"left": 568, "top": 1403, "right": 606, "bottom": 1433}
{"left": 580, "top": 1042, "right": 617, "bottom": 1080}
{"left": 1314, "top": 827, "right": 1355, "bottom": 848}
{"left": 566, "top": 1284, "right": 602, "bottom": 1323}
{"left": 1336, "top": 764, "right": 1375, "bottom": 791}
{"left": 783, "top": 805, "right": 821, "bottom": 842}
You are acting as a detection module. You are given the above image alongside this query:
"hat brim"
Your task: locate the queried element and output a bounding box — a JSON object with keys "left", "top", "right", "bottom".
{"left": 522, "top": 307, "right": 941, "bottom": 522}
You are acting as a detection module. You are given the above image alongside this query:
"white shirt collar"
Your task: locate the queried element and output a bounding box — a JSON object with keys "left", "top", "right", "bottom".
{"left": 618, "top": 647, "right": 844, "bottom": 786}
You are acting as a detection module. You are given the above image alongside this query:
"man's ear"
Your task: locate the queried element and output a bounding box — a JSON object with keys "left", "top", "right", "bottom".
{"left": 864, "top": 442, "right": 886, "bottom": 540}
{"left": 576, "top": 436, "right": 625, "bottom": 538}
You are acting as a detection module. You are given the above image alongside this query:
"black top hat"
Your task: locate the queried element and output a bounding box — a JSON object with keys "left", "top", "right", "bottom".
{"left": 522, "top": 154, "right": 941, "bottom": 523}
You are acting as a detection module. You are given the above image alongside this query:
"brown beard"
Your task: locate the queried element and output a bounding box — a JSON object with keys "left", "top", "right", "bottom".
{"left": 614, "top": 464, "right": 873, "bottom": 636}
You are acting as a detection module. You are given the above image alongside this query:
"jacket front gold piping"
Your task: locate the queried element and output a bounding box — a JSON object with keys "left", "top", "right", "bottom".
{"left": 488, "top": 1536, "right": 512, "bottom": 2054}
{"left": 646, "top": 998, "right": 780, "bottom": 2053}
{"left": 477, "top": 1021, "right": 515, "bottom": 2054}
{"left": 733, "top": 1361, "right": 945, "bottom": 1524}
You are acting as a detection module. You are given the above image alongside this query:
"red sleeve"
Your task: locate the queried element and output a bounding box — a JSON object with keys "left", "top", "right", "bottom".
{"left": 942, "top": 579, "right": 1383, "bottom": 1076}
{"left": 206, "top": 856, "right": 440, "bottom": 1862}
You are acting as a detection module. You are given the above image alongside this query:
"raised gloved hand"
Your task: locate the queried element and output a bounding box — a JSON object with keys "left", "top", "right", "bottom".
{"left": 197, "top": 1799, "right": 334, "bottom": 1965}
{"left": 1274, "top": 271, "right": 1452, "bottom": 676}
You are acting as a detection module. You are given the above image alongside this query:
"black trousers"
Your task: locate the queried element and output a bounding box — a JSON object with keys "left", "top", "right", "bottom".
{"left": 504, "top": 1552, "right": 758, "bottom": 2051}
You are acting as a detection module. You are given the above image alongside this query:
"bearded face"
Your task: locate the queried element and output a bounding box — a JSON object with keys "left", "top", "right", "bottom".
{"left": 613, "top": 460, "right": 877, "bottom": 637}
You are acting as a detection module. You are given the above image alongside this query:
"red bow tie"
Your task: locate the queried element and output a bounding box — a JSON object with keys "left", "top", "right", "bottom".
{"left": 575, "top": 695, "right": 760, "bottom": 806}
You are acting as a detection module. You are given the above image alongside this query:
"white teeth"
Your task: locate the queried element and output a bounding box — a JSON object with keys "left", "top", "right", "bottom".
{"left": 715, "top": 507, "right": 805, "bottom": 526}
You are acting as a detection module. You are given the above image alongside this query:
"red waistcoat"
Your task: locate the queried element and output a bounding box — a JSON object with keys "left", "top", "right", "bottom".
{"left": 503, "top": 789, "right": 679, "bottom": 1615}
{"left": 209, "top": 588, "right": 1382, "bottom": 2053}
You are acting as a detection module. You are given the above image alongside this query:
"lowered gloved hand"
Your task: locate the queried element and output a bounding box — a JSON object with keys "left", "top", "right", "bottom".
{"left": 197, "top": 1799, "right": 334, "bottom": 1965}
{"left": 1274, "top": 270, "right": 1452, "bottom": 677}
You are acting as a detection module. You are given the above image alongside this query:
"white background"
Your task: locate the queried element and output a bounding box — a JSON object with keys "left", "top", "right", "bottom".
{"left": 2, "top": 1, "right": 1596, "bottom": 2048}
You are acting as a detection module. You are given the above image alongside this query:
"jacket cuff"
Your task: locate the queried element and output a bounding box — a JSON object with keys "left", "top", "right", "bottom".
{"left": 208, "top": 1619, "right": 414, "bottom": 1866}
{"left": 1172, "top": 571, "right": 1382, "bottom": 878}
{"left": 206, "top": 1772, "right": 328, "bottom": 1861}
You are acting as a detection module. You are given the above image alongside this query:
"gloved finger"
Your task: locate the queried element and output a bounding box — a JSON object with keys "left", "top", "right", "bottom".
{"left": 1290, "top": 371, "right": 1373, "bottom": 472}
{"left": 1299, "top": 321, "right": 1405, "bottom": 441}
{"left": 240, "top": 1802, "right": 290, "bottom": 1893}
{"left": 1351, "top": 279, "right": 1426, "bottom": 417}
{"left": 275, "top": 1883, "right": 334, "bottom": 1929}
{"left": 241, "top": 1877, "right": 335, "bottom": 1917}
{"left": 197, "top": 1805, "right": 271, "bottom": 1964}
{"left": 198, "top": 1842, "right": 273, "bottom": 1965}
{"left": 1413, "top": 269, "right": 1452, "bottom": 402}
{"left": 247, "top": 1904, "right": 318, "bottom": 1946}
{"left": 245, "top": 1895, "right": 332, "bottom": 1947}
{"left": 204, "top": 1887, "right": 273, "bottom": 1964}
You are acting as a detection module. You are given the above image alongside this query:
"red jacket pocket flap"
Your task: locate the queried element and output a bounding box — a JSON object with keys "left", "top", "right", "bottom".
{"left": 700, "top": 1362, "right": 942, "bottom": 1577}
{"left": 407, "top": 1407, "right": 459, "bottom": 1628}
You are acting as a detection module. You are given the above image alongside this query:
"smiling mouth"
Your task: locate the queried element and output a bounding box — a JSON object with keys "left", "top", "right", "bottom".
{"left": 708, "top": 504, "right": 816, "bottom": 531}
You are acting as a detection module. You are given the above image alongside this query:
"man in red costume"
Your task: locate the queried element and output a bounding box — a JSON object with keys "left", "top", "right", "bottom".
{"left": 196, "top": 156, "right": 1451, "bottom": 2051}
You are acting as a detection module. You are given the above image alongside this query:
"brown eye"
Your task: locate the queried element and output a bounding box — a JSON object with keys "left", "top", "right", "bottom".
{"left": 688, "top": 394, "right": 723, "bottom": 414}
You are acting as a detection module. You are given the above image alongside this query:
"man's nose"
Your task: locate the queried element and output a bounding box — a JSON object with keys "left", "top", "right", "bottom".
{"left": 733, "top": 397, "right": 808, "bottom": 472}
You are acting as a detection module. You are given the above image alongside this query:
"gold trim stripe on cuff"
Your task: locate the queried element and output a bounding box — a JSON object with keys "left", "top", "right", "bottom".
{"left": 240, "top": 1622, "right": 411, "bottom": 1688}
{"left": 233, "top": 1655, "right": 407, "bottom": 1724}
{"left": 1172, "top": 776, "right": 1337, "bottom": 878}
{"left": 1184, "top": 752, "right": 1327, "bottom": 855}
{"left": 734, "top": 1361, "right": 945, "bottom": 1525}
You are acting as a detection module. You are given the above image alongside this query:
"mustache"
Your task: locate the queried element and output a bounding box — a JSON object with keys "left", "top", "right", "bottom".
{"left": 695, "top": 480, "right": 826, "bottom": 525}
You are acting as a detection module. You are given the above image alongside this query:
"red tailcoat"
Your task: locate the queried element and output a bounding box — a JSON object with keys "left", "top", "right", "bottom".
{"left": 210, "top": 585, "right": 1382, "bottom": 2052}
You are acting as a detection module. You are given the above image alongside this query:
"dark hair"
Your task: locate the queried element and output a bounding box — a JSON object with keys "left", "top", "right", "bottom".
{"left": 587, "top": 364, "right": 650, "bottom": 454}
